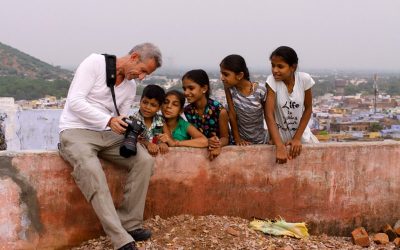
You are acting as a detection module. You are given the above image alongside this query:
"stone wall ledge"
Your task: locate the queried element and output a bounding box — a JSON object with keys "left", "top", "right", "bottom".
{"left": 1, "top": 141, "right": 400, "bottom": 249}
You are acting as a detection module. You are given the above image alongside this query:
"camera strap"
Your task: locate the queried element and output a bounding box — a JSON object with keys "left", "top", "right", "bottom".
{"left": 103, "top": 54, "right": 120, "bottom": 116}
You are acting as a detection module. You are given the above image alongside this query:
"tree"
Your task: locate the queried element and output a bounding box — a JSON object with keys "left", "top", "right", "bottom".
{"left": 369, "top": 123, "right": 383, "bottom": 132}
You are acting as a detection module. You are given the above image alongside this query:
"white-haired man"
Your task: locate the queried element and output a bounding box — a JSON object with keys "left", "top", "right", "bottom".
{"left": 59, "top": 43, "right": 162, "bottom": 250}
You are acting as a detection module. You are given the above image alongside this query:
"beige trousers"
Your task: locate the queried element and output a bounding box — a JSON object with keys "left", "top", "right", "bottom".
{"left": 59, "top": 129, "right": 154, "bottom": 249}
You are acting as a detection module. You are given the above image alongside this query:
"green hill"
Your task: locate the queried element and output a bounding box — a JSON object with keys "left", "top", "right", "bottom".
{"left": 0, "top": 41, "right": 73, "bottom": 79}
{"left": 0, "top": 42, "right": 73, "bottom": 100}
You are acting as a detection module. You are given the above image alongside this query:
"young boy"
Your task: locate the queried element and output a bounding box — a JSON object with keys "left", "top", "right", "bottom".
{"left": 130, "top": 84, "right": 169, "bottom": 156}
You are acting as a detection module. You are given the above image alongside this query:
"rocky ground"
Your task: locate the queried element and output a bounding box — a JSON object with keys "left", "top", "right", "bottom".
{"left": 71, "top": 215, "right": 398, "bottom": 250}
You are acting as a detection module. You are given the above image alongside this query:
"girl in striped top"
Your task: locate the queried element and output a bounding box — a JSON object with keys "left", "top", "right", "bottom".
{"left": 220, "top": 54, "right": 268, "bottom": 145}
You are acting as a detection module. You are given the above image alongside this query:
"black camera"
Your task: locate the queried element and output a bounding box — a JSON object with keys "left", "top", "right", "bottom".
{"left": 119, "top": 117, "right": 146, "bottom": 158}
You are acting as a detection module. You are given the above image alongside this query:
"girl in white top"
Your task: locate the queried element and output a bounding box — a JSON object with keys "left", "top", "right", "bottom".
{"left": 265, "top": 46, "right": 318, "bottom": 164}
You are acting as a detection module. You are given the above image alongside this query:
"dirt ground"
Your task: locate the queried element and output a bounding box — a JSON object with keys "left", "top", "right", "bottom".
{"left": 70, "top": 215, "right": 398, "bottom": 250}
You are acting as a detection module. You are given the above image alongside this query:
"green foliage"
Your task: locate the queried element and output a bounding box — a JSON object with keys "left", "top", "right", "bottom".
{"left": 311, "top": 74, "right": 400, "bottom": 97}
{"left": 344, "top": 84, "right": 358, "bottom": 95}
{"left": 0, "top": 41, "right": 73, "bottom": 100}
{"left": 0, "top": 41, "right": 73, "bottom": 80}
{"left": 380, "top": 76, "right": 400, "bottom": 95}
{"left": 343, "top": 81, "right": 374, "bottom": 96}
{"left": 0, "top": 76, "right": 70, "bottom": 100}
{"left": 369, "top": 123, "right": 383, "bottom": 132}
{"left": 319, "top": 130, "right": 329, "bottom": 135}
{"left": 312, "top": 80, "right": 335, "bottom": 96}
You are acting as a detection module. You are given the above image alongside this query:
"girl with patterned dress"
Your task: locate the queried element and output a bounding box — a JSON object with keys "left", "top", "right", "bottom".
{"left": 182, "top": 69, "right": 230, "bottom": 160}
{"left": 220, "top": 54, "right": 268, "bottom": 145}
{"left": 158, "top": 90, "right": 208, "bottom": 148}
{"left": 265, "top": 46, "right": 318, "bottom": 164}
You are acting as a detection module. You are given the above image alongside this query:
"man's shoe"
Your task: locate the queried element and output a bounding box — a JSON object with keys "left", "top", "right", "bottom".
{"left": 117, "top": 242, "right": 137, "bottom": 250}
{"left": 128, "top": 228, "right": 152, "bottom": 241}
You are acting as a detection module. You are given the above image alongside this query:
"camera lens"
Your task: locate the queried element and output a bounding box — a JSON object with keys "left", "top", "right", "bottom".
{"left": 119, "top": 118, "right": 145, "bottom": 158}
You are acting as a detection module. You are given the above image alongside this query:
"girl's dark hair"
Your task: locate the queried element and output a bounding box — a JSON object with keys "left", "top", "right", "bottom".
{"left": 269, "top": 46, "right": 298, "bottom": 67}
{"left": 166, "top": 90, "right": 185, "bottom": 109}
{"left": 220, "top": 54, "right": 250, "bottom": 81}
{"left": 182, "top": 69, "right": 211, "bottom": 99}
{"left": 141, "top": 84, "right": 165, "bottom": 105}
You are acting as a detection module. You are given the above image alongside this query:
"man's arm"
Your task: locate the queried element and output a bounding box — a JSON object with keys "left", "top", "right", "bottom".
{"left": 67, "top": 55, "right": 113, "bottom": 129}
{"left": 118, "top": 86, "right": 136, "bottom": 117}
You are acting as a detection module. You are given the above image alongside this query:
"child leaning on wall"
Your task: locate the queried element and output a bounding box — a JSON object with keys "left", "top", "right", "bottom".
{"left": 220, "top": 54, "right": 268, "bottom": 146}
{"left": 158, "top": 90, "right": 208, "bottom": 148}
{"left": 181, "top": 69, "right": 230, "bottom": 161}
{"left": 130, "top": 84, "right": 170, "bottom": 157}
{"left": 265, "top": 46, "right": 318, "bottom": 164}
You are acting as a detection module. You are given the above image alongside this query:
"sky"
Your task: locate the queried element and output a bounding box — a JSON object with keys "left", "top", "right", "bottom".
{"left": 1, "top": 0, "right": 399, "bottom": 72}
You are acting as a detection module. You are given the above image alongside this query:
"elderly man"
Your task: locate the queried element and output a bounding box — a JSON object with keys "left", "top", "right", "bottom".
{"left": 59, "top": 43, "right": 162, "bottom": 250}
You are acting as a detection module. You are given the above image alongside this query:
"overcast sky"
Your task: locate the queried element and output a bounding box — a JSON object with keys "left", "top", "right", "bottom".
{"left": 1, "top": 0, "right": 399, "bottom": 72}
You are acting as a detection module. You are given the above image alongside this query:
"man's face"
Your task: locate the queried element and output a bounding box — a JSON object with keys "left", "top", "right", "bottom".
{"left": 125, "top": 54, "right": 157, "bottom": 81}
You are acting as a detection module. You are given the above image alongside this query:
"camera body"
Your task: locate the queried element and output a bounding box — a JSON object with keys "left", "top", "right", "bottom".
{"left": 119, "top": 117, "right": 146, "bottom": 158}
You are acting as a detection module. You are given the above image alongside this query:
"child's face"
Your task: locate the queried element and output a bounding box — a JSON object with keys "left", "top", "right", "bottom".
{"left": 220, "top": 67, "right": 239, "bottom": 87}
{"left": 182, "top": 78, "right": 207, "bottom": 103}
{"left": 162, "top": 94, "right": 182, "bottom": 119}
{"left": 139, "top": 97, "right": 160, "bottom": 118}
{"left": 270, "top": 55, "right": 296, "bottom": 82}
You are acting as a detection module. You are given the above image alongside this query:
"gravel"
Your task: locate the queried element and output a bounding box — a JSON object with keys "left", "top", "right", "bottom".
{"left": 70, "top": 215, "right": 398, "bottom": 250}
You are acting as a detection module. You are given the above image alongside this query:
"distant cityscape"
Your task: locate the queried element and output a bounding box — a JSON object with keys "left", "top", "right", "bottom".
{"left": 0, "top": 70, "right": 400, "bottom": 151}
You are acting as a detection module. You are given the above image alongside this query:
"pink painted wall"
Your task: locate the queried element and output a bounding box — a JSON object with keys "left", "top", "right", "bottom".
{"left": 0, "top": 142, "right": 399, "bottom": 249}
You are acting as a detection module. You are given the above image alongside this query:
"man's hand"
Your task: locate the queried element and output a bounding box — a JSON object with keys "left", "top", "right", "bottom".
{"left": 108, "top": 115, "right": 128, "bottom": 134}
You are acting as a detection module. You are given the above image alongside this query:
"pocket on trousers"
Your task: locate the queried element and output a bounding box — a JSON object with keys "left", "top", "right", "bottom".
{"left": 58, "top": 131, "right": 72, "bottom": 162}
{"left": 58, "top": 142, "right": 69, "bottom": 162}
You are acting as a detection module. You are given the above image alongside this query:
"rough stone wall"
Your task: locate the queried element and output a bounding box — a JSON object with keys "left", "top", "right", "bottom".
{"left": 0, "top": 142, "right": 399, "bottom": 249}
{"left": 0, "top": 127, "right": 6, "bottom": 150}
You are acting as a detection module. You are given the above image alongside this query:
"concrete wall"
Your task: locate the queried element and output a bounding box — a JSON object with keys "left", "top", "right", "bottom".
{"left": 0, "top": 98, "right": 20, "bottom": 150}
{"left": 1, "top": 142, "right": 400, "bottom": 249}
{"left": 0, "top": 108, "right": 62, "bottom": 151}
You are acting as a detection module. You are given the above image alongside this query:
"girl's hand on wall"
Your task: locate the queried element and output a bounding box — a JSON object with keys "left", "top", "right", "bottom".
{"left": 208, "top": 133, "right": 221, "bottom": 149}
{"left": 147, "top": 142, "right": 159, "bottom": 157}
{"left": 276, "top": 144, "right": 288, "bottom": 164}
{"left": 208, "top": 147, "right": 221, "bottom": 161}
{"left": 158, "top": 142, "right": 169, "bottom": 154}
{"left": 236, "top": 139, "right": 252, "bottom": 146}
{"left": 158, "top": 133, "right": 174, "bottom": 146}
{"left": 286, "top": 139, "right": 302, "bottom": 159}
